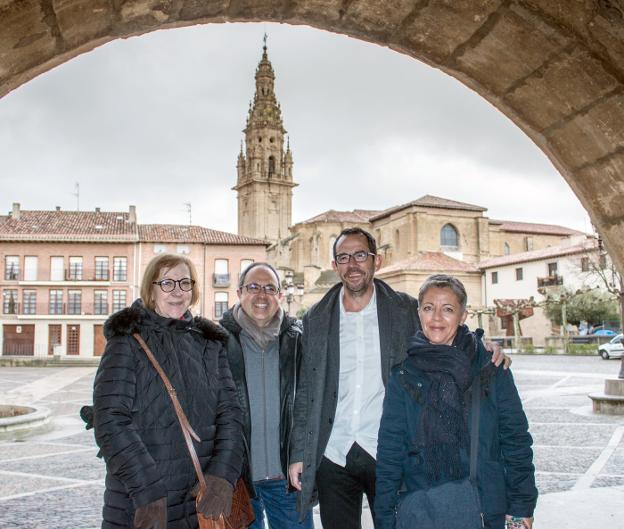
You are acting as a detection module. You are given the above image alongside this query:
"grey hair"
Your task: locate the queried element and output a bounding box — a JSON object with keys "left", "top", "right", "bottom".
{"left": 238, "top": 261, "right": 281, "bottom": 290}
{"left": 418, "top": 274, "right": 468, "bottom": 311}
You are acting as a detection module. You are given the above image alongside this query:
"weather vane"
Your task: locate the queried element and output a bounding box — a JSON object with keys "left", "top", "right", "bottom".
{"left": 263, "top": 32, "right": 268, "bottom": 49}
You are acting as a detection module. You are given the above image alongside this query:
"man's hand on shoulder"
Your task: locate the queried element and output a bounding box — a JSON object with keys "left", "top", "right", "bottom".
{"left": 484, "top": 340, "right": 512, "bottom": 370}
{"left": 288, "top": 462, "right": 303, "bottom": 491}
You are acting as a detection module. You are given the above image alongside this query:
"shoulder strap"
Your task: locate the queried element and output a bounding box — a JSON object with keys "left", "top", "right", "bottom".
{"left": 469, "top": 374, "right": 481, "bottom": 482}
{"left": 133, "top": 333, "right": 207, "bottom": 491}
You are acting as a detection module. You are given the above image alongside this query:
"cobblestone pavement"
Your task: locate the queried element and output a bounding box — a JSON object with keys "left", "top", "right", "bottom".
{"left": 1, "top": 356, "right": 623, "bottom": 529}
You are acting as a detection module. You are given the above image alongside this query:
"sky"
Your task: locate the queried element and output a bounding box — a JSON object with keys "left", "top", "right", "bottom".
{"left": 0, "top": 22, "right": 593, "bottom": 234}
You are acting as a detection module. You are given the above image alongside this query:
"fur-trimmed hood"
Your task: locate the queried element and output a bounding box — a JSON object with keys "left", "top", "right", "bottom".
{"left": 104, "top": 299, "right": 228, "bottom": 343}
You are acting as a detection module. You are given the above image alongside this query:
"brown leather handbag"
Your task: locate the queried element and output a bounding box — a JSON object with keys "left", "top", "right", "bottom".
{"left": 134, "top": 334, "right": 255, "bottom": 529}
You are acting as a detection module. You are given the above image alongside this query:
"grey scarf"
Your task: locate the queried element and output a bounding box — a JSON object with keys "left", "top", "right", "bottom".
{"left": 232, "top": 303, "right": 283, "bottom": 350}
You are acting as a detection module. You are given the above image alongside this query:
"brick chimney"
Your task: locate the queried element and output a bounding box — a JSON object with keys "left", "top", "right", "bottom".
{"left": 55, "top": 206, "right": 61, "bottom": 211}
{"left": 129, "top": 205, "right": 137, "bottom": 224}
{"left": 11, "top": 202, "right": 20, "bottom": 220}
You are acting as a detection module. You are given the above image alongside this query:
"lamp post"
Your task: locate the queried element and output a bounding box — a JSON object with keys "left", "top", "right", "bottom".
{"left": 284, "top": 270, "right": 294, "bottom": 316}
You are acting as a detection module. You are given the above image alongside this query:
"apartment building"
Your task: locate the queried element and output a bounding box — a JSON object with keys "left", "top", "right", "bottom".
{"left": 0, "top": 204, "right": 266, "bottom": 357}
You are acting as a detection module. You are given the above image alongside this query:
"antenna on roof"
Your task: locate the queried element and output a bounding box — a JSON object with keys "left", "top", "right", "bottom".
{"left": 184, "top": 202, "right": 192, "bottom": 225}
{"left": 72, "top": 182, "right": 80, "bottom": 211}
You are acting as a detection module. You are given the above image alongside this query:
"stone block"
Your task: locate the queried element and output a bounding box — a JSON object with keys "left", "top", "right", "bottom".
{"left": 605, "top": 378, "right": 624, "bottom": 397}
{"left": 455, "top": 3, "right": 569, "bottom": 95}
{"left": 178, "top": 0, "right": 229, "bottom": 21}
{"left": 114, "top": 0, "right": 183, "bottom": 33}
{"left": 0, "top": 0, "right": 58, "bottom": 79}
{"left": 52, "top": 0, "right": 112, "bottom": 48}
{"left": 548, "top": 92, "right": 624, "bottom": 169}
{"left": 506, "top": 47, "right": 619, "bottom": 131}
{"left": 225, "top": 0, "right": 288, "bottom": 21}
{"left": 341, "top": 0, "right": 416, "bottom": 41}
{"left": 573, "top": 151, "right": 624, "bottom": 224}
{"left": 392, "top": 0, "right": 501, "bottom": 65}
{"left": 588, "top": 2, "right": 624, "bottom": 73}
{"left": 284, "top": 0, "right": 342, "bottom": 28}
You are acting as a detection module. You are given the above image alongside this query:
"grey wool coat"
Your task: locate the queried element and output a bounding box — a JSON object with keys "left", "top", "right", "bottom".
{"left": 290, "top": 278, "right": 421, "bottom": 516}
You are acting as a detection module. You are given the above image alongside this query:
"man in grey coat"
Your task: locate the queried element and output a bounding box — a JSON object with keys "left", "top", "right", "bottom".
{"left": 288, "top": 227, "right": 507, "bottom": 529}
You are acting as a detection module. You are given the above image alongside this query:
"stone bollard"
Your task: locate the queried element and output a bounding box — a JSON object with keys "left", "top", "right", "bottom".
{"left": 589, "top": 378, "right": 624, "bottom": 415}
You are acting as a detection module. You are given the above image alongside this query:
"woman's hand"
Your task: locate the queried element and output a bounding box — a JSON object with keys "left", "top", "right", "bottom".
{"left": 134, "top": 497, "right": 167, "bottom": 529}
{"left": 485, "top": 340, "right": 512, "bottom": 369}
{"left": 195, "top": 475, "right": 233, "bottom": 519}
{"left": 505, "top": 515, "right": 533, "bottom": 528}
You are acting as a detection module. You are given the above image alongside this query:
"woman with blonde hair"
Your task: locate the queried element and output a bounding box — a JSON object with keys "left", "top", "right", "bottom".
{"left": 92, "top": 253, "right": 243, "bottom": 529}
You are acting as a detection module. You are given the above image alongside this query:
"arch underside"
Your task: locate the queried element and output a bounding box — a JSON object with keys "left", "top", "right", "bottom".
{"left": 2, "top": 0, "right": 624, "bottom": 267}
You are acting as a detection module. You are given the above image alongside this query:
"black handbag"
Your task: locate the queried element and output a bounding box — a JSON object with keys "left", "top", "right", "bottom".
{"left": 395, "top": 373, "right": 484, "bottom": 529}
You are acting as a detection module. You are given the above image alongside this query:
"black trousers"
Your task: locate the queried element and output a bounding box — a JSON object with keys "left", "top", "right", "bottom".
{"left": 316, "top": 442, "right": 377, "bottom": 529}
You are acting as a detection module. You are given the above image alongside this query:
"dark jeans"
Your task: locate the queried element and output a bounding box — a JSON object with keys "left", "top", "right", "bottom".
{"left": 316, "top": 443, "right": 377, "bottom": 529}
{"left": 250, "top": 478, "right": 314, "bottom": 529}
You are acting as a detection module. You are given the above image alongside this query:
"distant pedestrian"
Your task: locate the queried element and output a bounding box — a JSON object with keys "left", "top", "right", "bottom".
{"left": 375, "top": 274, "right": 537, "bottom": 529}
{"left": 92, "top": 253, "right": 243, "bottom": 529}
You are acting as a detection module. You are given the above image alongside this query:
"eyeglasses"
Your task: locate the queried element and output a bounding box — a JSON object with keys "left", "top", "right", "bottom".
{"left": 334, "top": 251, "right": 376, "bottom": 265}
{"left": 152, "top": 278, "right": 195, "bottom": 293}
{"left": 242, "top": 283, "right": 280, "bottom": 296}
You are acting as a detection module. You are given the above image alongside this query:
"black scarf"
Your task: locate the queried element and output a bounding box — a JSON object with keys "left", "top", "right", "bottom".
{"left": 406, "top": 324, "right": 478, "bottom": 483}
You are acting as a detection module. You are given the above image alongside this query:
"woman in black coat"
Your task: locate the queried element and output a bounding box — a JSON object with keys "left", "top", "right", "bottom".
{"left": 375, "top": 274, "right": 537, "bottom": 529}
{"left": 93, "top": 253, "right": 243, "bottom": 529}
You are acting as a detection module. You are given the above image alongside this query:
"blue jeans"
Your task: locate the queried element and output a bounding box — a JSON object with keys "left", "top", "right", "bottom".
{"left": 250, "top": 478, "right": 314, "bottom": 529}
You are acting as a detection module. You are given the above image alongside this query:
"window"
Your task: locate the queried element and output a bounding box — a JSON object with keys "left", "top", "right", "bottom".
{"left": 48, "top": 324, "right": 62, "bottom": 355}
{"left": 94, "top": 290, "right": 108, "bottom": 315}
{"left": 524, "top": 237, "right": 534, "bottom": 251}
{"left": 268, "top": 155, "right": 276, "bottom": 176}
{"left": 23, "top": 256, "right": 38, "bottom": 281}
{"left": 22, "top": 290, "right": 36, "bottom": 315}
{"left": 599, "top": 254, "right": 607, "bottom": 270}
{"left": 68, "top": 290, "right": 82, "bottom": 315}
{"left": 504, "top": 242, "right": 510, "bottom": 256}
{"left": 68, "top": 257, "right": 83, "bottom": 280}
{"left": 214, "top": 259, "right": 230, "bottom": 287}
{"left": 113, "top": 257, "right": 127, "bottom": 281}
{"left": 581, "top": 257, "right": 590, "bottom": 272}
{"left": 515, "top": 267, "right": 523, "bottom": 281}
{"left": 154, "top": 244, "right": 168, "bottom": 254}
{"left": 440, "top": 224, "right": 459, "bottom": 249}
{"left": 214, "top": 292, "right": 228, "bottom": 319}
{"left": 176, "top": 245, "right": 190, "bottom": 255}
{"left": 95, "top": 257, "right": 109, "bottom": 280}
{"left": 49, "top": 290, "right": 63, "bottom": 315}
{"left": 5, "top": 256, "right": 19, "bottom": 280}
{"left": 3, "top": 289, "right": 18, "bottom": 314}
{"left": 240, "top": 259, "right": 254, "bottom": 274}
{"left": 50, "top": 257, "right": 64, "bottom": 281}
{"left": 547, "top": 262, "right": 558, "bottom": 277}
{"left": 112, "top": 290, "right": 127, "bottom": 312}
{"left": 215, "top": 259, "right": 229, "bottom": 274}
{"left": 491, "top": 271, "right": 498, "bottom": 284}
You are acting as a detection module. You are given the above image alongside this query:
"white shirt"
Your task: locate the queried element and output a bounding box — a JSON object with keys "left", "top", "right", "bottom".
{"left": 324, "top": 286, "right": 385, "bottom": 467}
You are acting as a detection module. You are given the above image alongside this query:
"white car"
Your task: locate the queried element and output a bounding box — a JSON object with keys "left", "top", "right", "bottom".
{"left": 597, "top": 334, "right": 624, "bottom": 360}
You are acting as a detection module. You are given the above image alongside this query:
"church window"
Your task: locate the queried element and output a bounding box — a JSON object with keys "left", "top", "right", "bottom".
{"left": 258, "top": 137, "right": 262, "bottom": 142}
{"left": 440, "top": 224, "right": 459, "bottom": 250}
{"left": 504, "top": 242, "right": 510, "bottom": 255}
{"left": 270, "top": 137, "right": 275, "bottom": 143}
{"left": 268, "top": 156, "right": 276, "bottom": 176}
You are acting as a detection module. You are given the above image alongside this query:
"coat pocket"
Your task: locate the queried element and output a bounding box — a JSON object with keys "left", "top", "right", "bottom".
{"left": 478, "top": 460, "right": 507, "bottom": 515}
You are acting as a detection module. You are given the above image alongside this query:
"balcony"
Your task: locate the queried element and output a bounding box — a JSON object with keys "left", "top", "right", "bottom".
{"left": 2, "top": 303, "right": 114, "bottom": 318}
{"left": 537, "top": 274, "right": 563, "bottom": 288}
{"left": 213, "top": 273, "right": 231, "bottom": 287}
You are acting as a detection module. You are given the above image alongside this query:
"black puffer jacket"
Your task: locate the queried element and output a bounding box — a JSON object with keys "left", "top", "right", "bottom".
{"left": 220, "top": 310, "right": 302, "bottom": 496}
{"left": 93, "top": 300, "right": 243, "bottom": 529}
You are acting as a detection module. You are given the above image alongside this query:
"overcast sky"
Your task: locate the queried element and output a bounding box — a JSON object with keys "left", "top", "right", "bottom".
{"left": 0, "top": 22, "right": 592, "bottom": 234}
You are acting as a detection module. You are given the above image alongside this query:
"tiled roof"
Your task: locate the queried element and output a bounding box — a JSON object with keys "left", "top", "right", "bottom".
{"left": 0, "top": 210, "right": 137, "bottom": 242}
{"left": 377, "top": 252, "right": 481, "bottom": 275}
{"left": 138, "top": 225, "right": 267, "bottom": 245}
{"left": 299, "top": 209, "right": 380, "bottom": 225}
{"left": 490, "top": 219, "right": 584, "bottom": 236}
{"left": 370, "top": 195, "right": 486, "bottom": 221}
{"left": 479, "top": 238, "right": 597, "bottom": 269}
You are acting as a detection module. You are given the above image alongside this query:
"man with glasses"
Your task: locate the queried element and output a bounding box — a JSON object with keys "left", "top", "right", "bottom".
{"left": 220, "top": 262, "right": 313, "bottom": 529}
{"left": 289, "top": 227, "right": 508, "bottom": 529}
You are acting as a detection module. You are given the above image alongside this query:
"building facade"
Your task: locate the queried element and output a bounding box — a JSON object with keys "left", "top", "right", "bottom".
{"left": 0, "top": 204, "right": 266, "bottom": 357}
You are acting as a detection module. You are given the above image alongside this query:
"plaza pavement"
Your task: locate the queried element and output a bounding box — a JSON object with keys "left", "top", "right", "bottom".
{"left": 0, "top": 355, "right": 623, "bottom": 529}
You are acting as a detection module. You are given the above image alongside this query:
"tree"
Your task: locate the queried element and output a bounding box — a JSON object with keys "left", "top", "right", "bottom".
{"left": 544, "top": 288, "right": 618, "bottom": 326}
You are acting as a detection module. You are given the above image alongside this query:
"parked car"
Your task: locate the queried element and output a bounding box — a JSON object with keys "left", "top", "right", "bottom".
{"left": 593, "top": 329, "right": 617, "bottom": 337}
{"left": 597, "top": 334, "right": 624, "bottom": 360}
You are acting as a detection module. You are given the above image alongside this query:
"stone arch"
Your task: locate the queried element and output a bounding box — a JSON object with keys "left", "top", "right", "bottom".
{"left": 2, "top": 1, "right": 624, "bottom": 267}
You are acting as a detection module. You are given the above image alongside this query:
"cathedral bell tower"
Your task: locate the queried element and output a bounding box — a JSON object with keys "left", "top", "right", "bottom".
{"left": 234, "top": 38, "right": 297, "bottom": 242}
